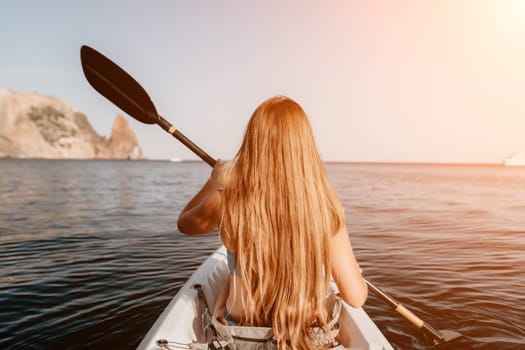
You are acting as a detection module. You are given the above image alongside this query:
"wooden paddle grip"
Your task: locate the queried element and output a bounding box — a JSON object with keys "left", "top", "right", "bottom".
{"left": 396, "top": 304, "right": 424, "bottom": 328}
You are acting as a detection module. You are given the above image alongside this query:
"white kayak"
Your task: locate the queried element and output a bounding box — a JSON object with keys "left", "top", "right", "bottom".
{"left": 137, "top": 246, "right": 394, "bottom": 350}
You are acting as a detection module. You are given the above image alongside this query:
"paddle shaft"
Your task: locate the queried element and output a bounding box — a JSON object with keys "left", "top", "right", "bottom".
{"left": 157, "top": 115, "right": 216, "bottom": 167}
{"left": 162, "top": 117, "right": 461, "bottom": 346}
{"left": 365, "top": 279, "right": 445, "bottom": 342}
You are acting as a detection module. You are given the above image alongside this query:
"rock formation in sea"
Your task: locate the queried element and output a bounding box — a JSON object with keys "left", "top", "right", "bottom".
{"left": 0, "top": 85, "right": 143, "bottom": 159}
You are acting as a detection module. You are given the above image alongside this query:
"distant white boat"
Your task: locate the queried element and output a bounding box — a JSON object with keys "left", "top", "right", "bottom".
{"left": 503, "top": 152, "right": 525, "bottom": 166}
{"left": 169, "top": 157, "right": 183, "bottom": 162}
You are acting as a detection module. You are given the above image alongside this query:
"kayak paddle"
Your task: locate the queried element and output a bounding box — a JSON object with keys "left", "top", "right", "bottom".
{"left": 79, "top": 44, "right": 463, "bottom": 347}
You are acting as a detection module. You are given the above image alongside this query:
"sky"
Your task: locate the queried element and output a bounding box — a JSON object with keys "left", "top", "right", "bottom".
{"left": 1, "top": 0, "right": 525, "bottom": 163}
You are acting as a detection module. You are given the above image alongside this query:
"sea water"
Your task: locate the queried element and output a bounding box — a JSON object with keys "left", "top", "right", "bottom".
{"left": 1, "top": 159, "right": 524, "bottom": 349}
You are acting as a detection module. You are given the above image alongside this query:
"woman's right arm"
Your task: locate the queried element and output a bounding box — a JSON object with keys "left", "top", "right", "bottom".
{"left": 330, "top": 226, "right": 368, "bottom": 308}
{"left": 177, "top": 161, "right": 223, "bottom": 235}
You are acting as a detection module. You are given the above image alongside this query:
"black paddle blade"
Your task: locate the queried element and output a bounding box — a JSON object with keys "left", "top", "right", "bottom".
{"left": 435, "top": 329, "right": 463, "bottom": 347}
{"left": 80, "top": 45, "right": 157, "bottom": 124}
{"left": 420, "top": 326, "right": 463, "bottom": 347}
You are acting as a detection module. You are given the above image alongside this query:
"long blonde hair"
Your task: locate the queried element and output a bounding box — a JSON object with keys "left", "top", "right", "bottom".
{"left": 220, "top": 96, "right": 345, "bottom": 350}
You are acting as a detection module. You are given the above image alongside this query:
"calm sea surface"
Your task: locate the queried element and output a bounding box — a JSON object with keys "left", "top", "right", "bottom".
{"left": 1, "top": 159, "right": 524, "bottom": 349}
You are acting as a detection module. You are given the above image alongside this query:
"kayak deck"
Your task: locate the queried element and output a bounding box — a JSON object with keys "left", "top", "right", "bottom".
{"left": 138, "top": 246, "right": 393, "bottom": 350}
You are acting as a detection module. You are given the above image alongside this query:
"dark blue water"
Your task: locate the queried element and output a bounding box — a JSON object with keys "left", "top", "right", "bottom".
{"left": 1, "top": 159, "right": 524, "bottom": 349}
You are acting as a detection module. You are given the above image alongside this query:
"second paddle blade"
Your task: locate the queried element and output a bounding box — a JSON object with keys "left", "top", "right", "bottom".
{"left": 80, "top": 45, "right": 158, "bottom": 124}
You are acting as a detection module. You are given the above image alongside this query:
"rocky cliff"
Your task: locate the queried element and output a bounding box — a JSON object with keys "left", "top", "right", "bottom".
{"left": 0, "top": 85, "right": 143, "bottom": 159}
